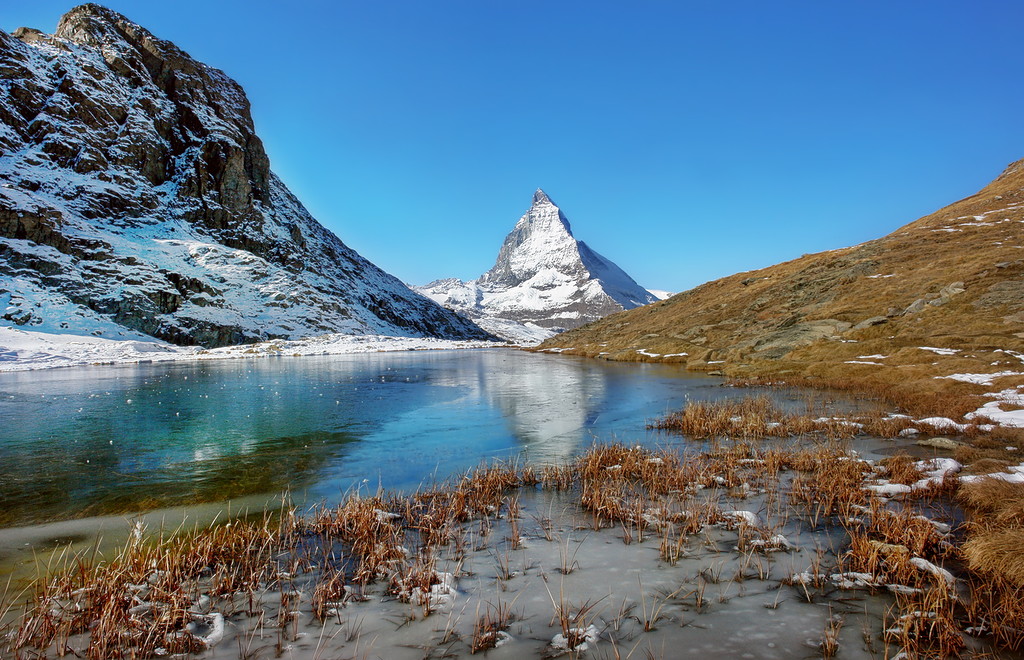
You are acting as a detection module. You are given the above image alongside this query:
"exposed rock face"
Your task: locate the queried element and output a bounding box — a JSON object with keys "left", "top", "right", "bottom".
{"left": 0, "top": 4, "right": 492, "bottom": 346}
{"left": 418, "top": 189, "right": 656, "bottom": 343}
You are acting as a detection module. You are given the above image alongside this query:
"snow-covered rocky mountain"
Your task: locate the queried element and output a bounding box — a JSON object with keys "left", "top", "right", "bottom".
{"left": 646, "top": 289, "right": 674, "bottom": 301}
{"left": 418, "top": 190, "right": 657, "bottom": 343}
{"left": 0, "top": 4, "right": 493, "bottom": 347}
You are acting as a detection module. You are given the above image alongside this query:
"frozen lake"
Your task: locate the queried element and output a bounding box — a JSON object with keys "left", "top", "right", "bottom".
{"left": 0, "top": 348, "right": 733, "bottom": 527}
{"left": 1, "top": 349, "right": 977, "bottom": 660}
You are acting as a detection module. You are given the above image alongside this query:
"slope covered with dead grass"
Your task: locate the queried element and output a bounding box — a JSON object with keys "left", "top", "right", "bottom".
{"left": 538, "top": 159, "right": 1024, "bottom": 417}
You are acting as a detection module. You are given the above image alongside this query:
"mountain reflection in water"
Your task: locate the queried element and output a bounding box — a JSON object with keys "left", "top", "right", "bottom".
{"left": 0, "top": 349, "right": 719, "bottom": 526}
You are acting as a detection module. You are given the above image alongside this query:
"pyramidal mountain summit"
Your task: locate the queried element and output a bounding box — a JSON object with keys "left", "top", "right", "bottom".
{"left": 418, "top": 190, "right": 659, "bottom": 343}
{"left": 0, "top": 4, "right": 493, "bottom": 347}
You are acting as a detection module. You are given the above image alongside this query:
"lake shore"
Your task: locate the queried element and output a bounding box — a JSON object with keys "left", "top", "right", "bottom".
{"left": 0, "top": 326, "right": 509, "bottom": 373}
{"left": 4, "top": 344, "right": 1024, "bottom": 657}
{"left": 2, "top": 440, "right": 1012, "bottom": 659}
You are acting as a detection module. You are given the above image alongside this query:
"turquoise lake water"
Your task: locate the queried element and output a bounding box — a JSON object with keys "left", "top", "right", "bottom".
{"left": 0, "top": 349, "right": 736, "bottom": 527}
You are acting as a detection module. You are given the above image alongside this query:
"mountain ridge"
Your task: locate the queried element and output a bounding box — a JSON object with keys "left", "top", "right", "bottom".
{"left": 0, "top": 4, "right": 493, "bottom": 346}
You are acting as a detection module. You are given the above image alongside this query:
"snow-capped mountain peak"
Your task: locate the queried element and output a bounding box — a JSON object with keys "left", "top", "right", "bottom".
{"left": 418, "top": 190, "right": 658, "bottom": 344}
{"left": 480, "top": 188, "right": 580, "bottom": 290}
{"left": 531, "top": 188, "right": 555, "bottom": 206}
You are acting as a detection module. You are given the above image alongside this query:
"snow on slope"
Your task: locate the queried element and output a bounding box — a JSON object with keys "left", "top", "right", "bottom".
{"left": 0, "top": 6, "right": 492, "bottom": 347}
{"left": 0, "top": 325, "right": 502, "bottom": 372}
{"left": 647, "top": 289, "right": 674, "bottom": 301}
{"left": 417, "top": 190, "right": 657, "bottom": 343}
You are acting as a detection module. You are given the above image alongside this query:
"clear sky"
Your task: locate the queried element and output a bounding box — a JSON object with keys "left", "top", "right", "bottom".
{"left": 4, "top": 1, "right": 1023, "bottom": 293}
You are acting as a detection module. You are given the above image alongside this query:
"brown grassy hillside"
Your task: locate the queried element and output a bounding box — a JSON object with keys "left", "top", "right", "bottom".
{"left": 538, "top": 159, "right": 1024, "bottom": 418}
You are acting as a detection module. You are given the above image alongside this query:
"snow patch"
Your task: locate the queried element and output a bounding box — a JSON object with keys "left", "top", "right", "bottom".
{"left": 550, "top": 624, "right": 599, "bottom": 653}
{"left": 938, "top": 371, "right": 1024, "bottom": 386}
{"left": 918, "top": 347, "right": 960, "bottom": 356}
{"left": 0, "top": 326, "right": 503, "bottom": 372}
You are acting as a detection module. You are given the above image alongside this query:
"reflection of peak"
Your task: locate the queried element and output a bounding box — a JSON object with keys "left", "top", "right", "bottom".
{"left": 477, "top": 350, "right": 605, "bottom": 462}
{"left": 532, "top": 188, "right": 554, "bottom": 206}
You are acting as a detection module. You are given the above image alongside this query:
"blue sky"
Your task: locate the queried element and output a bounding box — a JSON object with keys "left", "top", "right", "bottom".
{"left": 5, "top": 1, "right": 1023, "bottom": 292}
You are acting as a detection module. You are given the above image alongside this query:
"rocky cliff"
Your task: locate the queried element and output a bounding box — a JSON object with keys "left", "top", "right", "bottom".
{"left": 418, "top": 189, "right": 656, "bottom": 343}
{"left": 0, "top": 4, "right": 492, "bottom": 346}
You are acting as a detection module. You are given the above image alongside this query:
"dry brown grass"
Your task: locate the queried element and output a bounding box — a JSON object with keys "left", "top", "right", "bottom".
{"left": 833, "top": 499, "right": 964, "bottom": 657}
{"left": 561, "top": 441, "right": 986, "bottom": 656}
{"left": 6, "top": 462, "right": 534, "bottom": 658}
{"left": 859, "top": 415, "right": 917, "bottom": 438}
{"left": 964, "top": 573, "right": 1024, "bottom": 650}
{"left": 13, "top": 437, "right": 1024, "bottom": 658}
{"left": 536, "top": 159, "right": 1024, "bottom": 425}
{"left": 862, "top": 500, "right": 948, "bottom": 559}
{"left": 650, "top": 395, "right": 805, "bottom": 438}
{"left": 728, "top": 376, "right": 991, "bottom": 422}
{"left": 961, "top": 524, "right": 1024, "bottom": 650}
{"left": 963, "top": 527, "right": 1024, "bottom": 586}
{"left": 992, "top": 501, "right": 1024, "bottom": 527}
{"left": 651, "top": 394, "right": 1007, "bottom": 447}
{"left": 953, "top": 459, "right": 1024, "bottom": 650}
{"left": 958, "top": 457, "right": 1015, "bottom": 476}
{"left": 651, "top": 395, "right": 869, "bottom": 441}
{"left": 470, "top": 599, "right": 514, "bottom": 653}
{"left": 987, "top": 426, "right": 1024, "bottom": 445}
{"left": 879, "top": 454, "right": 922, "bottom": 486}
{"left": 955, "top": 442, "right": 1024, "bottom": 466}
{"left": 958, "top": 477, "right": 1024, "bottom": 514}
{"left": 10, "top": 513, "right": 284, "bottom": 659}
{"left": 311, "top": 569, "right": 346, "bottom": 621}
{"left": 819, "top": 609, "right": 843, "bottom": 658}
{"left": 959, "top": 475, "right": 1024, "bottom": 651}
{"left": 885, "top": 587, "right": 965, "bottom": 657}
{"left": 568, "top": 444, "right": 716, "bottom": 534}
{"left": 787, "top": 446, "right": 870, "bottom": 523}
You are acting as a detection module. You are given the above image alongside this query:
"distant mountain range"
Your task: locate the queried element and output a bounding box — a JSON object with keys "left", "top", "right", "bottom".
{"left": 0, "top": 4, "right": 493, "bottom": 346}
{"left": 418, "top": 190, "right": 658, "bottom": 343}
